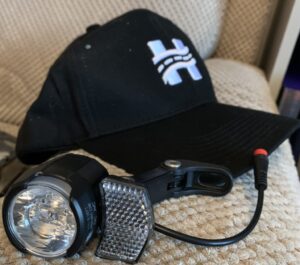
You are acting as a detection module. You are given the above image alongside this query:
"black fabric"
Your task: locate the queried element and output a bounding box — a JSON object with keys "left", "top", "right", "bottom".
{"left": 80, "top": 103, "right": 300, "bottom": 177}
{"left": 16, "top": 9, "right": 300, "bottom": 177}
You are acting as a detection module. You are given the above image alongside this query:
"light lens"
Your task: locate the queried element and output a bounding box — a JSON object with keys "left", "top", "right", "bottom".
{"left": 7, "top": 185, "right": 77, "bottom": 258}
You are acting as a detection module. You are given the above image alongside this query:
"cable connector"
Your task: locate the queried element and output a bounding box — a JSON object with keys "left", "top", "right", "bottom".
{"left": 253, "top": 148, "right": 269, "bottom": 190}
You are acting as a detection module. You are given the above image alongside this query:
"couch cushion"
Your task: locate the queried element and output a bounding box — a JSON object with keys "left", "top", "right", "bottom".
{"left": 215, "top": 0, "right": 277, "bottom": 65}
{"left": 1, "top": 59, "right": 299, "bottom": 264}
{"left": 206, "top": 58, "right": 278, "bottom": 112}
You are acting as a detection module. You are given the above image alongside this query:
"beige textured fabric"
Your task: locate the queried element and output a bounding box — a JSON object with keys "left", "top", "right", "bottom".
{"left": 215, "top": 0, "right": 277, "bottom": 65}
{"left": 0, "top": 59, "right": 300, "bottom": 264}
{"left": 0, "top": 0, "right": 227, "bottom": 126}
{"left": 0, "top": 122, "right": 18, "bottom": 138}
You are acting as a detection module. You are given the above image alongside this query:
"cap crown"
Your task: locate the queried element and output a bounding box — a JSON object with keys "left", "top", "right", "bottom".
{"left": 16, "top": 10, "right": 217, "bottom": 164}
{"left": 58, "top": 9, "right": 216, "bottom": 137}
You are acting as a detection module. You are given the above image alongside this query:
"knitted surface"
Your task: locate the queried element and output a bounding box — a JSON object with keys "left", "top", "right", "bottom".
{"left": 215, "top": 0, "right": 277, "bottom": 64}
{"left": 0, "top": 59, "right": 300, "bottom": 264}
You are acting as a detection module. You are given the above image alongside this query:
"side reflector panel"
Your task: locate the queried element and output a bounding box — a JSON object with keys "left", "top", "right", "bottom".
{"left": 97, "top": 177, "right": 154, "bottom": 263}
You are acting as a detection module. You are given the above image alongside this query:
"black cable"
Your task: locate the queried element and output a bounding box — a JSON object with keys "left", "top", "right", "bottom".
{"left": 154, "top": 149, "right": 269, "bottom": 247}
{"left": 154, "top": 187, "right": 264, "bottom": 247}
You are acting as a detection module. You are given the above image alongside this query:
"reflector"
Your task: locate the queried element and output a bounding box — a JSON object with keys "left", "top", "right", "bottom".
{"left": 96, "top": 177, "right": 154, "bottom": 263}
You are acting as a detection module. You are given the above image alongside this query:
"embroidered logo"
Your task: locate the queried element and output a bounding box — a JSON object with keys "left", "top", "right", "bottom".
{"left": 147, "top": 39, "right": 202, "bottom": 85}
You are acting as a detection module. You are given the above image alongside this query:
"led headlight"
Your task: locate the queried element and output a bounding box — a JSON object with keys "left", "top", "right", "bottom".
{"left": 2, "top": 154, "right": 154, "bottom": 263}
{"left": 7, "top": 185, "right": 77, "bottom": 257}
{"left": 2, "top": 154, "right": 108, "bottom": 258}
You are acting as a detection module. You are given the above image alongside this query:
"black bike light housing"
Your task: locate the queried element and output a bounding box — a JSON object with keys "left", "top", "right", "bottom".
{"left": 2, "top": 154, "right": 108, "bottom": 258}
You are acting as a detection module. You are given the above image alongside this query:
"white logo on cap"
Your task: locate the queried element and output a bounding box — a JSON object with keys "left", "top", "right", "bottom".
{"left": 147, "top": 39, "right": 202, "bottom": 86}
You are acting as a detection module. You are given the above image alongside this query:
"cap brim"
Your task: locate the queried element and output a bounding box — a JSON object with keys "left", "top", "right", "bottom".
{"left": 79, "top": 103, "right": 300, "bottom": 177}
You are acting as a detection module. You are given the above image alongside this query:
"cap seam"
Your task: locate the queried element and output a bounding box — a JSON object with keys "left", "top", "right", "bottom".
{"left": 78, "top": 101, "right": 214, "bottom": 140}
{"left": 71, "top": 39, "right": 98, "bottom": 135}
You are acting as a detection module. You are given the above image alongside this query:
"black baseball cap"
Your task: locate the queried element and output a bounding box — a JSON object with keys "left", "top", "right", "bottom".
{"left": 16, "top": 9, "right": 300, "bottom": 177}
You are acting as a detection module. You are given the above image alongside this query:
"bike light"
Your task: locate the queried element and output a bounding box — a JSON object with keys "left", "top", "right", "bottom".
{"left": 3, "top": 154, "right": 242, "bottom": 263}
{"left": 2, "top": 154, "right": 108, "bottom": 258}
{"left": 2, "top": 154, "right": 154, "bottom": 262}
